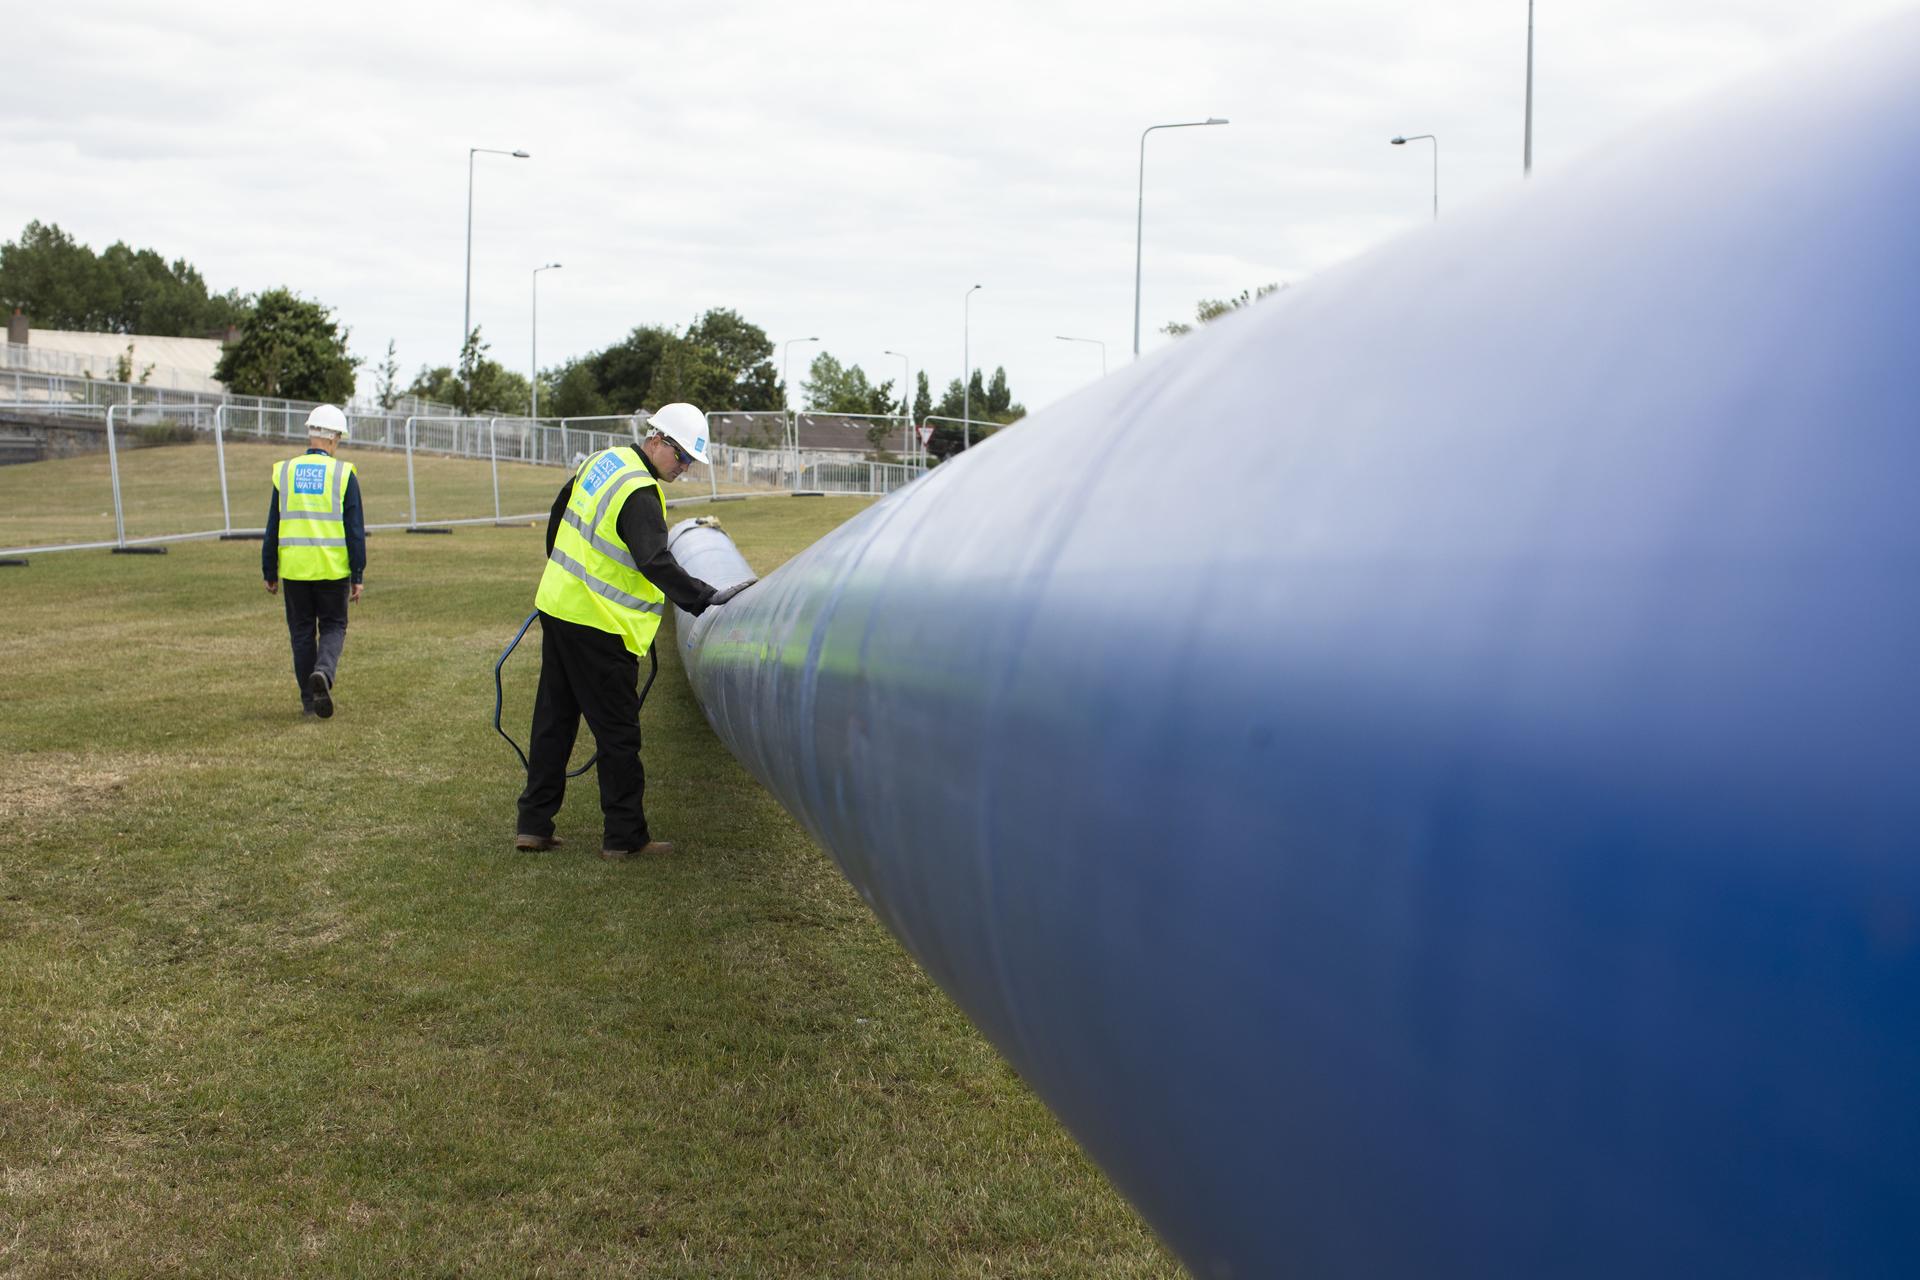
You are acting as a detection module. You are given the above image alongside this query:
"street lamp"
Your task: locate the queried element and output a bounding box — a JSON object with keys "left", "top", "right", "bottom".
{"left": 1133, "top": 117, "right": 1228, "bottom": 359}
{"left": 463, "top": 146, "right": 530, "bottom": 412}
{"left": 962, "top": 285, "right": 982, "bottom": 449}
{"left": 530, "top": 262, "right": 561, "bottom": 417}
{"left": 1055, "top": 334, "right": 1108, "bottom": 377}
{"left": 780, "top": 336, "right": 819, "bottom": 475}
{"left": 1524, "top": 0, "right": 1536, "bottom": 177}
{"left": 883, "top": 348, "right": 912, "bottom": 460}
{"left": 780, "top": 336, "right": 820, "bottom": 412}
{"left": 1390, "top": 135, "right": 1439, "bottom": 221}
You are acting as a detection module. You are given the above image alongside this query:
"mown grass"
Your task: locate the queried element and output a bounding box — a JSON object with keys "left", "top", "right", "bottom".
{"left": 0, "top": 480, "right": 1179, "bottom": 1278}
{"left": 0, "top": 437, "right": 776, "bottom": 551}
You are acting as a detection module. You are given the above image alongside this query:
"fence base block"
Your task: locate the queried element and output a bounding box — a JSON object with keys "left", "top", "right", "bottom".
{"left": 219, "top": 532, "right": 266, "bottom": 541}
{"left": 111, "top": 546, "right": 168, "bottom": 556}
{"left": 0, "top": 558, "right": 26, "bottom": 567}
{"left": 405, "top": 527, "right": 454, "bottom": 535}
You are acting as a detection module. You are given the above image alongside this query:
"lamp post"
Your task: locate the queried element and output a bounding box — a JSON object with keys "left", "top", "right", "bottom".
{"left": 1134, "top": 117, "right": 1228, "bottom": 360}
{"left": 1055, "top": 334, "right": 1108, "bottom": 377}
{"left": 1390, "top": 135, "right": 1439, "bottom": 221}
{"left": 463, "top": 146, "right": 530, "bottom": 413}
{"left": 883, "top": 348, "right": 912, "bottom": 460}
{"left": 1524, "top": 0, "right": 1535, "bottom": 177}
{"left": 781, "top": 335, "right": 819, "bottom": 478}
{"left": 962, "top": 285, "right": 982, "bottom": 449}
{"left": 530, "top": 262, "right": 561, "bottom": 417}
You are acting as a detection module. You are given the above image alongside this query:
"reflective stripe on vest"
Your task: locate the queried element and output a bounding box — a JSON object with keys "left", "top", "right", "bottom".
{"left": 534, "top": 447, "right": 668, "bottom": 656}
{"left": 561, "top": 506, "right": 638, "bottom": 569}
{"left": 546, "top": 546, "right": 665, "bottom": 614}
{"left": 274, "top": 454, "right": 353, "bottom": 580}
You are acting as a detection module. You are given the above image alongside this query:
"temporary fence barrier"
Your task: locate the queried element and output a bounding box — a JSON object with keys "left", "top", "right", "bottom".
{"left": 790, "top": 412, "right": 917, "bottom": 472}
{"left": 63, "top": 401, "right": 219, "bottom": 553}
{"left": 2, "top": 371, "right": 928, "bottom": 556}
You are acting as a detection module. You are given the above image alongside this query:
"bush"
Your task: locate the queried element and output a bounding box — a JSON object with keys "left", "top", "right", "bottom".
{"left": 133, "top": 420, "right": 198, "bottom": 446}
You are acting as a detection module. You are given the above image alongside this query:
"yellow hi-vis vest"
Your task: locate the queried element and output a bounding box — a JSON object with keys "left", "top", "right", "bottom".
{"left": 272, "top": 453, "right": 355, "bottom": 580}
{"left": 534, "top": 447, "right": 668, "bottom": 656}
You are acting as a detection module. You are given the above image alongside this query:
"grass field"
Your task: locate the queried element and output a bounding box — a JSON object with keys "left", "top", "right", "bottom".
{"left": 0, "top": 467, "right": 1179, "bottom": 1278}
{"left": 0, "top": 437, "right": 786, "bottom": 552}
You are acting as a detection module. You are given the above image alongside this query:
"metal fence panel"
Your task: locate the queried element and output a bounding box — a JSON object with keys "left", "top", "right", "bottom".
{"left": 1, "top": 367, "right": 925, "bottom": 555}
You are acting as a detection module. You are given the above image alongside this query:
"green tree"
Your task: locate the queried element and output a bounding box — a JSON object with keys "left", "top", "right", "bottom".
{"left": 588, "top": 325, "right": 675, "bottom": 414}
{"left": 912, "top": 370, "right": 931, "bottom": 424}
{"left": 532, "top": 308, "right": 784, "bottom": 421}
{"left": 0, "top": 220, "right": 249, "bottom": 335}
{"left": 454, "top": 327, "right": 487, "bottom": 412}
{"left": 97, "top": 241, "right": 249, "bottom": 335}
{"left": 0, "top": 222, "right": 114, "bottom": 329}
{"left": 413, "top": 327, "right": 531, "bottom": 415}
{"left": 802, "top": 351, "right": 894, "bottom": 416}
{"left": 405, "top": 365, "right": 459, "bottom": 405}
{"left": 645, "top": 330, "right": 734, "bottom": 410}
{"left": 933, "top": 377, "right": 966, "bottom": 419}
{"left": 686, "top": 308, "right": 780, "bottom": 410}
{"left": 547, "top": 361, "right": 609, "bottom": 418}
{"left": 986, "top": 366, "right": 1010, "bottom": 415}
{"left": 112, "top": 341, "right": 155, "bottom": 385}
{"left": 930, "top": 369, "right": 1022, "bottom": 430}
{"left": 375, "top": 339, "right": 401, "bottom": 411}
{"left": 213, "top": 288, "right": 359, "bottom": 403}
{"left": 1163, "top": 283, "right": 1284, "bottom": 336}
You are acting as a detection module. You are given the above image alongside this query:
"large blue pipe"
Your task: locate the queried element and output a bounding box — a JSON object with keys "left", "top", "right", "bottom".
{"left": 669, "top": 21, "right": 1920, "bottom": 1277}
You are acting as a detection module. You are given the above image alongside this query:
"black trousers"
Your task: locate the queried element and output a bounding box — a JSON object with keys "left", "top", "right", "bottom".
{"left": 517, "top": 612, "right": 650, "bottom": 849}
{"left": 283, "top": 577, "right": 350, "bottom": 706}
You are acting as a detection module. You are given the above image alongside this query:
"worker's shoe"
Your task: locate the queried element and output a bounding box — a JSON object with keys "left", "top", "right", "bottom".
{"left": 514, "top": 833, "right": 564, "bottom": 852}
{"left": 307, "top": 671, "right": 334, "bottom": 719}
{"left": 600, "top": 842, "right": 674, "bottom": 861}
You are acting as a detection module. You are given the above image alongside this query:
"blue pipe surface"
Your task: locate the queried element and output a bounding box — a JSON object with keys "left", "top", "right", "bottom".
{"left": 671, "top": 19, "right": 1920, "bottom": 1277}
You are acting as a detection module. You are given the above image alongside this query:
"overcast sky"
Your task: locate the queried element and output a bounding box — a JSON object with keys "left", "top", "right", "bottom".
{"left": 3, "top": 0, "right": 1911, "bottom": 414}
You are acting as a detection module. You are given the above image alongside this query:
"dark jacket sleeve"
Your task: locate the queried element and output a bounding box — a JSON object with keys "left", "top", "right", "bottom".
{"left": 616, "top": 490, "right": 716, "bottom": 615}
{"left": 344, "top": 472, "right": 366, "bottom": 584}
{"left": 545, "top": 479, "right": 573, "bottom": 557}
{"left": 263, "top": 490, "right": 279, "bottom": 582}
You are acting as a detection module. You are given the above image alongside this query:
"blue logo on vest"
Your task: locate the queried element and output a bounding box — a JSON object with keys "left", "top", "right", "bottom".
{"left": 293, "top": 463, "right": 327, "bottom": 495}
{"left": 581, "top": 452, "right": 623, "bottom": 495}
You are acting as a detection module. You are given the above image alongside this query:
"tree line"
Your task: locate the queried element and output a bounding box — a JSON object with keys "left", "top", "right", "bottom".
{"left": 0, "top": 221, "right": 359, "bottom": 403}
{"left": 1163, "top": 283, "right": 1284, "bottom": 336}
{"left": 798, "top": 353, "right": 1026, "bottom": 458}
{"left": 1, "top": 220, "right": 1034, "bottom": 445}
{"left": 0, "top": 221, "right": 251, "bottom": 337}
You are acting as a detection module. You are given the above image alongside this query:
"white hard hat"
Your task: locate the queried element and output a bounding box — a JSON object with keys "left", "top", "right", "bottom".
{"left": 639, "top": 401, "right": 709, "bottom": 464}
{"left": 305, "top": 404, "right": 350, "bottom": 439}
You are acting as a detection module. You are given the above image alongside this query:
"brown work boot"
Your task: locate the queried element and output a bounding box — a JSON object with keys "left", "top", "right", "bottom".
{"left": 600, "top": 841, "right": 674, "bottom": 860}
{"left": 514, "top": 833, "right": 564, "bottom": 852}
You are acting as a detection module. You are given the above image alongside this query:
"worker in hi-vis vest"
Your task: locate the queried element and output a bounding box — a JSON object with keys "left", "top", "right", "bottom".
{"left": 263, "top": 404, "right": 366, "bottom": 719}
{"left": 517, "top": 403, "right": 754, "bottom": 860}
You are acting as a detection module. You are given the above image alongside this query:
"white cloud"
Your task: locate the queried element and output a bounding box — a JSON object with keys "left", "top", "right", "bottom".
{"left": 2, "top": 0, "right": 1911, "bottom": 411}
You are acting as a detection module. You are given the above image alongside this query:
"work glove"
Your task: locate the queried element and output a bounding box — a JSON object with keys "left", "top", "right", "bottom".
{"left": 708, "top": 578, "right": 757, "bottom": 607}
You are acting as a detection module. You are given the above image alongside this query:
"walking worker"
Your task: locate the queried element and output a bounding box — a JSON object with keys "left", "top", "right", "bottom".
{"left": 263, "top": 404, "right": 365, "bottom": 718}
{"left": 517, "top": 403, "right": 753, "bottom": 860}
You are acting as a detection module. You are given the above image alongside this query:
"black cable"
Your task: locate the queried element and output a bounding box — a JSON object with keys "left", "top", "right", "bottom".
{"left": 495, "top": 611, "right": 661, "bottom": 779}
